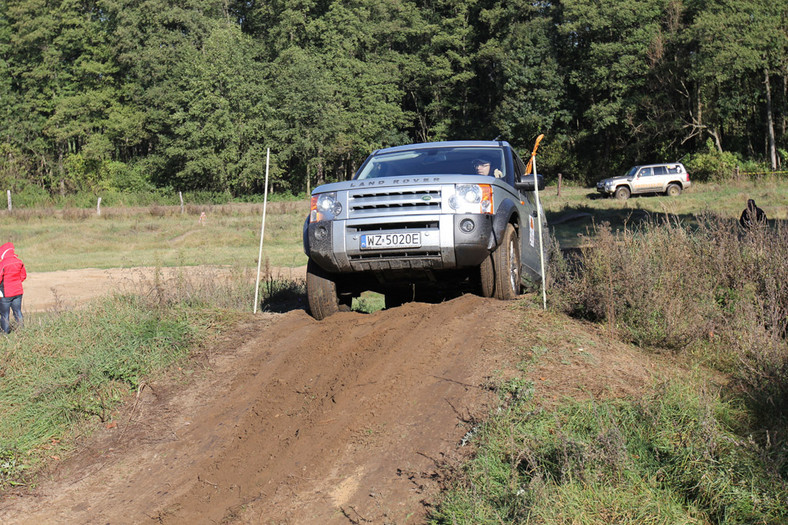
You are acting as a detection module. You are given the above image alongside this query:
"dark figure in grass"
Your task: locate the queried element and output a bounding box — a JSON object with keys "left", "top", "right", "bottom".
{"left": 0, "top": 242, "right": 26, "bottom": 333}
{"left": 739, "top": 199, "right": 767, "bottom": 230}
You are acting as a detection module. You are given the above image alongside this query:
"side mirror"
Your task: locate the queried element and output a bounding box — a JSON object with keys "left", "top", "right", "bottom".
{"left": 515, "top": 173, "right": 545, "bottom": 192}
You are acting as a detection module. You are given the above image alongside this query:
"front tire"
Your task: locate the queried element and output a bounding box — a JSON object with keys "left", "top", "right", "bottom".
{"left": 479, "top": 255, "right": 495, "bottom": 297}
{"left": 492, "top": 223, "right": 521, "bottom": 300}
{"left": 615, "top": 186, "right": 631, "bottom": 200}
{"left": 306, "top": 259, "right": 340, "bottom": 320}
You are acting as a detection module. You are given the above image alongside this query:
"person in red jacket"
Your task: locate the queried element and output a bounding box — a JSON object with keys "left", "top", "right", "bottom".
{"left": 0, "top": 242, "right": 26, "bottom": 333}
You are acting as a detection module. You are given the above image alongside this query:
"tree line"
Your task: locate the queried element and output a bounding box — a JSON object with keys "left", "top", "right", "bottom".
{"left": 1, "top": 0, "right": 786, "bottom": 198}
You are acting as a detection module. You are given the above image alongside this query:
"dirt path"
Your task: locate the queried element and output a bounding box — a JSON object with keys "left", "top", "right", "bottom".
{"left": 0, "top": 295, "right": 525, "bottom": 523}
{"left": 23, "top": 266, "right": 307, "bottom": 312}
{"left": 2, "top": 272, "right": 668, "bottom": 523}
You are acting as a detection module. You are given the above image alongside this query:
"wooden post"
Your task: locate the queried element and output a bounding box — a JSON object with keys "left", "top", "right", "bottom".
{"left": 557, "top": 173, "right": 562, "bottom": 197}
{"left": 97, "top": 197, "right": 102, "bottom": 216}
{"left": 6, "top": 190, "right": 11, "bottom": 211}
{"left": 179, "top": 191, "right": 184, "bottom": 214}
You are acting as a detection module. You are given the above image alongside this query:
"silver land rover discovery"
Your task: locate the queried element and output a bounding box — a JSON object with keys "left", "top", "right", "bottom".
{"left": 303, "top": 140, "right": 549, "bottom": 320}
{"left": 597, "top": 163, "right": 691, "bottom": 200}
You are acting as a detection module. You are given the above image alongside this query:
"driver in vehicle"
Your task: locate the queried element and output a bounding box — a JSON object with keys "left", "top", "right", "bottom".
{"left": 472, "top": 157, "right": 503, "bottom": 178}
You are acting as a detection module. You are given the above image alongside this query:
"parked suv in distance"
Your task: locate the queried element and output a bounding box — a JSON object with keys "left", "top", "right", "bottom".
{"left": 596, "top": 162, "right": 691, "bottom": 200}
{"left": 303, "top": 140, "right": 549, "bottom": 320}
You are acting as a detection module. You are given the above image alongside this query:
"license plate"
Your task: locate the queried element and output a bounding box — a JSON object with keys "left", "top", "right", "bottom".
{"left": 360, "top": 232, "right": 421, "bottom": 250}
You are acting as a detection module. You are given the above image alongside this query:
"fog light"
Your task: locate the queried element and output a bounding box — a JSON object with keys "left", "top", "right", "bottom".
{"left": 315, "top": 225, "right": 328, "bottom": 240}
{"left": 460, "top": 218, "right": 475, "bottom": 233}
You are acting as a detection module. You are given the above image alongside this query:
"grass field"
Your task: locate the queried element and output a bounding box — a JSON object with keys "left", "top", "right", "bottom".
{"left": 0, "top": 201, "right": 309, "bottom": 273}
{"left": 541, "top": 176, "right": 788, "bottom": 248}
{"left": 1, "top": 178, "right": 783, "bottom": 273}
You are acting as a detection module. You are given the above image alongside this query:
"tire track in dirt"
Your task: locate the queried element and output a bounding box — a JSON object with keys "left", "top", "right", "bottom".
{"left": 1, "top": 294, "right": 517, "bottom": 524}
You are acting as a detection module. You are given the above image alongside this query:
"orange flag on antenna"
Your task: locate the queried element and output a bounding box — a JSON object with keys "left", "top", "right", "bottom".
{"left": 524, "top": 134, "right": 545, "bottom": 175}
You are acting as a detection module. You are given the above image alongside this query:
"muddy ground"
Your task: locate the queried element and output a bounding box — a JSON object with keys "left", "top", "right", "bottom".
{"left": 1, "top": 269, "right": 670, "bottom": 524}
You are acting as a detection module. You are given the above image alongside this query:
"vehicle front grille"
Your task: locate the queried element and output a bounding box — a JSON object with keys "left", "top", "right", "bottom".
{"left": 347, "top": 221, "right": 439, "bottom": 233}
{"left": 348, "top": 187, "right": 442, "bottom": 218}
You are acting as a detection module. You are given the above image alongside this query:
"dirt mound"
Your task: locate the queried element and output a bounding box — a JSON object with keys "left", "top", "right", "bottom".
{"left": 1, "top": 294, "right": 670, "bottom": 524}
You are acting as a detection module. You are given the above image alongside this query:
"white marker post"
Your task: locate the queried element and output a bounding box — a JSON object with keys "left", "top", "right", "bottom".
{"left": 526, "top": 134, "right": 547, "bottom": 310}
{"left": 253, "top": 148, "right": 271, "bottom": 313}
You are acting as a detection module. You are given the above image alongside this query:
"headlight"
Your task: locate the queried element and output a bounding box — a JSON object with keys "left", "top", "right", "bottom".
{"left": 310, "top": 192, "right": 342, "bottom": 222}
{"left": 449, "top": 184, "right": 493, "bottom": 214}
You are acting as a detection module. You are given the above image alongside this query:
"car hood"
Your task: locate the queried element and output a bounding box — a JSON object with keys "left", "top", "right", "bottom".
{"left": 598, "top": 176, "right": 629, "bottom": 185}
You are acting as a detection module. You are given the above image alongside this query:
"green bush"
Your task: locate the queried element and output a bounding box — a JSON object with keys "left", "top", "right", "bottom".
{"left": 685, "top": 141, "right": 741, "bottom": 181}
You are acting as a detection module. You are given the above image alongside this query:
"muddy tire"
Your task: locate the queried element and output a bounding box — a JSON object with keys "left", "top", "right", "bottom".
{"left": 492, "top": 223, "right": 521, "bottom": 300}
{"left": 479, "top": 255, "right": 495, "bottom": 297}
{"left": 306, "top": 259, "right": 340, "bottom": 320}
{"left": 666, "top": 184, "right": 681, "bottom": 197}
{"left": 614, "top": 186, "right": 631, "bottom": 200}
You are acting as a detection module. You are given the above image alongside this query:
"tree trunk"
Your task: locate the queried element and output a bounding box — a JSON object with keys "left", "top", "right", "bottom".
{"left": 782, "top": 71, "right": 787, "bottom": 137}
{"left": 765, "top": 68, "right": 777, "bottom": 170}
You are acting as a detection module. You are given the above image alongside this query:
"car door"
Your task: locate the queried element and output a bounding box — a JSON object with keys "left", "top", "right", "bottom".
{"left": 512, "top": 151, "right": 543, "bottom": 280}
{"left": 652, "top": 165, "right": 667, "bottom": 190}
{"left": 631, "top": 167, "right": 653, "bottom": 194}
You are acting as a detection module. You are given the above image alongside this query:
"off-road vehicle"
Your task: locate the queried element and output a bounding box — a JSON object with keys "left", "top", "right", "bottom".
{"left": 303, "top": 140, "right": 549, "bottom": 320}
{"left": 596, "top": 162, "right": 691, "bottom": 200}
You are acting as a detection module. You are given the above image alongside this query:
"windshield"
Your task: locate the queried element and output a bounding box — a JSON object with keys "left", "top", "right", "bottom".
{"left": 626, "top": 166, "right": 639, "bottom": 177}
{"left": 355, "top": 147, "right": 507, "bottom": 180}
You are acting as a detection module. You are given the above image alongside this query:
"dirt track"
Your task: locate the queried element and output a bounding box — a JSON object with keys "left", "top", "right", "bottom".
{"left": 22, "top": 266, "right": 307, "bottom": 313}
{"left": 2, "top": 267, "right": 664, "bottom": 524}
{"left": 1, "top": 294, "right": 524, "bottom": 523}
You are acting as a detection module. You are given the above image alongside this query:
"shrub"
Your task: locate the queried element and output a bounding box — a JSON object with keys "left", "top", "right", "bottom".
{"left": 685, "top": 140, "right": 741, "bottom": 181}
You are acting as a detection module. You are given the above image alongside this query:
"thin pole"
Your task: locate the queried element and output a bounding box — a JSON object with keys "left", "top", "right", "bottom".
{"left": 531, "top": 146, "right": 547, "bottom": 310}
{"left": 253, "top": 149, "right": 271, "bottom": 313}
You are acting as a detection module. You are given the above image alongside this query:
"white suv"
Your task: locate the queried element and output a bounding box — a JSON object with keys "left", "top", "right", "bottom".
{"left": 597, "top": 163, "right": 691, "bottom": 200}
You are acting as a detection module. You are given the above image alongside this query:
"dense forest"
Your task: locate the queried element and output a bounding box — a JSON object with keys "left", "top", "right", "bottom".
{"left": 1, "top": 0, "right": 787, "bottom": 198}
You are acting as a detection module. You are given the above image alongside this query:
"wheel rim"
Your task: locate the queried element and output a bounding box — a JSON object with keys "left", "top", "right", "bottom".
{"left": 508, "top": 238, "right": 518, "bottom": 292}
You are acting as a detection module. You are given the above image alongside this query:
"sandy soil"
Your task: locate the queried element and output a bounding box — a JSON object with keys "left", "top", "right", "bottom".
{"left": 23, "top": 266, "right": 307, "bottom": 312}
{"left": 1, "top": 270, "right": 674, "bottom": 524}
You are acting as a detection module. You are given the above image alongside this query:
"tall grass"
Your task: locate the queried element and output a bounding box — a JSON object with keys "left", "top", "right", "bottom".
{"left": 551, "top": 217, "right": 788, "bottom": 413}
{"left": 431, "top": 377, "right": 788, "bottom": 524}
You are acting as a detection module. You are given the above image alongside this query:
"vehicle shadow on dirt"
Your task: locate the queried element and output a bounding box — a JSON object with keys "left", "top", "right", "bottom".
{"left": 258, "top": 281, "right": 308, "bottom": 313}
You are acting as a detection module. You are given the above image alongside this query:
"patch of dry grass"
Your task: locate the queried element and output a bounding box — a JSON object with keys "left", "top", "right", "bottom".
{"left": 0, "top": 201, "right": 309, "bottom": 272}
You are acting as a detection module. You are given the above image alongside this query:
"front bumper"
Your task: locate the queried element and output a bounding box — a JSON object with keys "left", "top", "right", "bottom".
{"left": 306, "top": 213, "right": 493, "bottom": 274}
